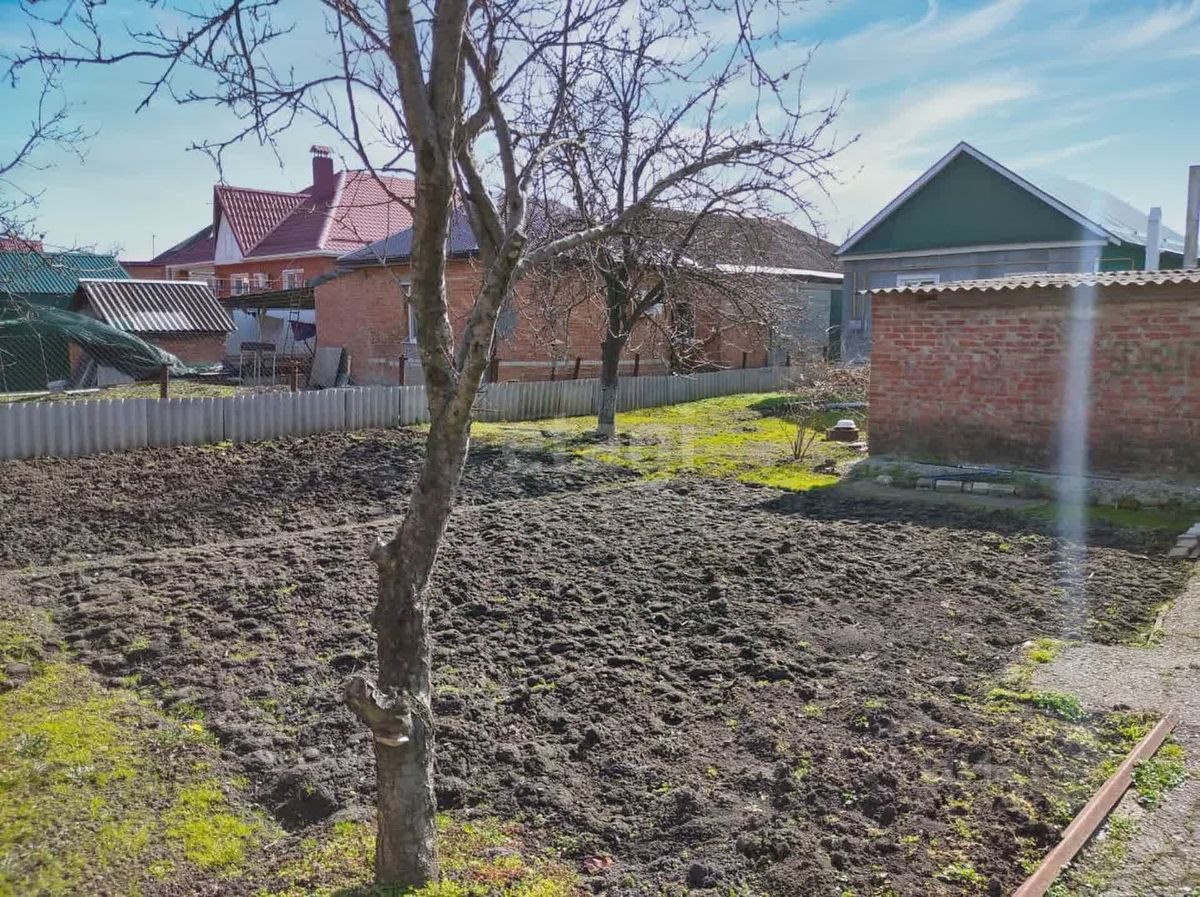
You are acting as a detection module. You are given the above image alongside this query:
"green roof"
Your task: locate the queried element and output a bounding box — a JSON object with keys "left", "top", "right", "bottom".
{"left": 0, "top": 251, "right": 129, "bottom": 299}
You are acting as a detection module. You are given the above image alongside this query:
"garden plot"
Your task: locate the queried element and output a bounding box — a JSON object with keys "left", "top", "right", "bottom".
{"left": 1, "top": 420, "right": 1189, "bottom": 896}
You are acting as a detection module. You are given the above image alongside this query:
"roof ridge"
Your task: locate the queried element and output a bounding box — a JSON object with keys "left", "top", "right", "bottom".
{"left": 215, "top": 183, "right": 308, "bottom": 198}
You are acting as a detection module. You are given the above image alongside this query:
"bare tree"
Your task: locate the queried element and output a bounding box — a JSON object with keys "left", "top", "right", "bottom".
{"left": 0, "top": 72, "right": 89, "bottom": 244}
{"left": 535, "top": 7, "right": 842, "bottom": 435}
{"left": 6, "top": 0, "right": 841, "bottom": 887}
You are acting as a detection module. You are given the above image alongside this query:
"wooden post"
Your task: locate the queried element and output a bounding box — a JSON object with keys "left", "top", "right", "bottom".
{"left": 550, "top": 360, "right": 557, "bottom": 381}
{"left": 288, "top": 362, "right": 299, "bottom": 393}
{"left": 159, "top": 363, "right": 169, "bottom": 399}
{"left": 633, "top": 352, "right": 640, "bottom": 377}
{"left": 572, "top": 356, "right": 582, "bottom": 379}
{"left": 741, "top": 351, "right": 748, "bottom": 369}
{"left": 397, "top": 354, "right": 406, "bottom": 386}
{"left": 785, "top": 352, "right": 792, "bottom": 368}
{"left": 488, "top": 354, "right": 500, "bottom": 383}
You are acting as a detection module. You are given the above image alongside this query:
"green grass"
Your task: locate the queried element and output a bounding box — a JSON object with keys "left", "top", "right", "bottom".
{"left": 473, "top": 392, "right": 861, "bottom": 492}
{"left": 258, "top": 815, "right": 578, "bottom": 897}
{"left": 0, "top": 381, "right": 240, "bottom": 404}
{"left": 0, "top": 604, "right": 274, "bottom": 896}
{"left": 1021, "top": 503, "right": 1196, "bottom": 536}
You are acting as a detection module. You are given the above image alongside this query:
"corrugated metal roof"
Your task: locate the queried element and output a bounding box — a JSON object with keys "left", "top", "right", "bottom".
{"left": 870, "top": 269, "right": 1200, "bottom": 296}
{"left": 75, "top": 279, "right": 235, "bottom": 333}
{"left": 0, "top": 251, "right": 130, "bottom": 297}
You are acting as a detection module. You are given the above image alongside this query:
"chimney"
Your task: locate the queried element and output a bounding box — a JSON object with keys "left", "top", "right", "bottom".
{"left": 310, "top": 145, "right": 335, "bottom": 199}
{"left": 1145, "top": 207, "right": 1162, "bottom": 271}
{"left": 1185, "top": 165, "right": 1200, "bottom": 269}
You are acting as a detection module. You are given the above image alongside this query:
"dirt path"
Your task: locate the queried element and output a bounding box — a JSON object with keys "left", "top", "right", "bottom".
{"left": 1033, "top": 568, "right": 1200, "bottom": 895}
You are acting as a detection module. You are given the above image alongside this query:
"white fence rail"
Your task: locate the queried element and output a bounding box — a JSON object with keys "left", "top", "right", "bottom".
{"left": 0, "top": 366, "right": 790, "bottom": 461}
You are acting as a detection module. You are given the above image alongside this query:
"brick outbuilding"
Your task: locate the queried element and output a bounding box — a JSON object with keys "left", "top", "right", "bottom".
{"left": 869, "top": 270, "right": 1200, "bottom": 478}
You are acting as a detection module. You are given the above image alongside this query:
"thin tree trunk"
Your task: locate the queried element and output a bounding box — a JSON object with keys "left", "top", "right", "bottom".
{"left": 597, "top": 329, "right": 622, "bottom": 438}
{"left": 596, "top": 277, "right": 626, "bottom": 438}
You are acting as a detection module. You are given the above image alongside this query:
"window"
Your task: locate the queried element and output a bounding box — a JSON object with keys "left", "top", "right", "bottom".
{"left": 672, "top": 301, "right": 696, "bottom": 341}
{"left": 282, "top": 268, "right": 305, "bottom": 290}
{"left": 252, "top": 273, "right": 267, "bottom": 290}
{"left": 895, "top": 272, "right": 941, "bottom": 287}
{"left": 231, "top": 274, "right": 250, "bottom": 296}
{"left": 403, "top": 283, "right": 417, "bottom": 342}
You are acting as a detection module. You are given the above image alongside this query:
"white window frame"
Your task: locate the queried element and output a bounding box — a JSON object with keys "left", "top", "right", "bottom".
{"left": 895, "top": 272, "right": 941, "bottom": 288}
{"left": 281, "top": 268, "right": 305, "bottom": 290}
{"left": 252, "top": 272, "right": 268, "bottom": 290}
{"left": 402, "top": 282, "right": 417, "bottom": 343}
{"left": 231, "top": 273, "right": 250, "bottom": 296}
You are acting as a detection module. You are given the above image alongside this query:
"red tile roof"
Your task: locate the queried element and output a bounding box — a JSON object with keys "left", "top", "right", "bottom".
{"left": 213, "top": 186, "right": 306, "bottom": 254}
{"left": 153, "top": 171, "right": 414, "bottom": 266}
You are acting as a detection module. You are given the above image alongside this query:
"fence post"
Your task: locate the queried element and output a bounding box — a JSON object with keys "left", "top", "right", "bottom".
{"left": 633, "top": 352, "right": 640, "bottom": 377}
{"left": 741, "top": 351, "right": 748, "bottom": 370}
{"left": 159, "top": 364, "right": 169, "bottom": 399}
{"left": 488, "top": 355, "right": 500, "bottom": 383}
{"left": 398, "top": 354, "right": 406, "bottom": 386}
{"left": 572, "top": 356, "right": 582, "bottom": 380}
{"left": 288, "top": 362, "right": 299, "bottom": 392}
{"left": 785, "top": 352, "right": 791, "bottom": 367}
{"left": 550, "top": 360, "right": 557, "bottom": 381}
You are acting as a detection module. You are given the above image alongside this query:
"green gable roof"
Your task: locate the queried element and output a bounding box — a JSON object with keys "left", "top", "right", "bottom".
{"left": 838, "top": 143, "right": 1118, "bottom": 257}
{"left": 0, "top": 251, "right": 129, "bottom": 301}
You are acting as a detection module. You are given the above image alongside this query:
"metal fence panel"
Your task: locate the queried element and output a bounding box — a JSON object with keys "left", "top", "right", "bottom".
{"left": 0, "top": 367, "right": 790, "bottom": 459}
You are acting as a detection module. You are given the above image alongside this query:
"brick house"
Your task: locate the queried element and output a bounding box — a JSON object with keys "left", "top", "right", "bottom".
{"left": 317, "top": 211, "right": 841, "bottom": 385}
{"left": 148, "top": 146, "right": 415, "bottom": 296}
{"left": 869, "top": 270, "right": 1200, "bottom": 478}
{"left": 146, "top": 147, "right": 414, "bottom": 360}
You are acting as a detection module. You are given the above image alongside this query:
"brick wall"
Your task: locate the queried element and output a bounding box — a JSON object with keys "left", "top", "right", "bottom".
{"left": 153, "top": 333, "right": 228, "bottom": 365}
{"left": 870, "top": 283, "right": 1200, "bottom": 477}
{"left": 315, "top": 259, "right": 772, "bottom": 386}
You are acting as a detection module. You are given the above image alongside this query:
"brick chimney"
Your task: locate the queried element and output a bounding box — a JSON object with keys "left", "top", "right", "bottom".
{"left": 310, "top": 145, "right": 336, "bottom": 199}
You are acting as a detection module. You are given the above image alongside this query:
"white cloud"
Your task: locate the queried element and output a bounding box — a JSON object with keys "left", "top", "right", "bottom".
{"left": 1093, "top": 0, "right": 1200, "bottom": 51}
{"left": 1008, "top": 136, "right": 1117, "bottom": 169}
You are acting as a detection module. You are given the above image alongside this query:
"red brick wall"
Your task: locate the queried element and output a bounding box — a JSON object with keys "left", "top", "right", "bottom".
{"left": 870, "top": 283, "right": 1200, "bottom": 477}
{"left": 152, "top": 333, "right": 228, "bottom": 365}
{"left": 315, "top": 259, "right": 770, "bottom": 385}
{"left": 68, "top": 332, "right": 227, "bottom": 374}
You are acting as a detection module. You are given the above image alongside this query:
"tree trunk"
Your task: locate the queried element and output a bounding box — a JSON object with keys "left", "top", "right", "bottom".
{"left": 597, "top": 330, "right": 623, "bottom": 438}
{"left": 347, "top": 408, "right": 473, "bottom": 886}
{"left": 596, "top": 278, "right": 626, "bottom": 438}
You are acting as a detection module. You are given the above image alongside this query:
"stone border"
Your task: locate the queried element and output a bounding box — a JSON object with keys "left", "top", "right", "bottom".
{"left": 857, "top": 456, "right": 1200, "bottom": 512}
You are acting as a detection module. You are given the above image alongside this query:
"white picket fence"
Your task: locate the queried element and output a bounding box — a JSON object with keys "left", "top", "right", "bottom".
{"left": 0, "top": 366, "right": 790, "bottom": 460}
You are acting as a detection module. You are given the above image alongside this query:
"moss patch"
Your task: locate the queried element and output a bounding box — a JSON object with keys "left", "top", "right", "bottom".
{"left": 0, "top": 604, "right": 274, "bottom": 895}
{"left": 259, "top": 814, "right": 577, "bottom": 897}
{"left": 473, "top": 392, "right": 857, "bottom": 491}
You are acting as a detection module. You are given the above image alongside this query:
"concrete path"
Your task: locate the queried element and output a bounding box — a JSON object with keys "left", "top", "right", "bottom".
{"left": 1033, "top": 569, "right": 1200, "bottom": 896}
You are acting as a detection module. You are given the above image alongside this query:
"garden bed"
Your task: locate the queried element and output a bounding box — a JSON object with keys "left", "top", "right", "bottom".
{"left": 0, "top": 396, "right": 1191, "bottom": 895}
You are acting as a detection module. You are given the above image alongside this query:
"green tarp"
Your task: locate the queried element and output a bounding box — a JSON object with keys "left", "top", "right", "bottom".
{"left": 0, "top": 303, "right": 186, "bottom": 391}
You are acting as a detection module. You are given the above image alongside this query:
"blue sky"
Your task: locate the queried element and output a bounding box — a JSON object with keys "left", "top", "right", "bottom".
{"left": 2, "top": 0, "right": 1200, "bottom": 257}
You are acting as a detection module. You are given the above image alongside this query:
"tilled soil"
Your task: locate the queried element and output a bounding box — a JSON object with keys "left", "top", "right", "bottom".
{"left": 2, "top": 445, "right": 1187, "bottom": 896}
{"left": 0, "top": 428, "right": 632, "bottom": 569}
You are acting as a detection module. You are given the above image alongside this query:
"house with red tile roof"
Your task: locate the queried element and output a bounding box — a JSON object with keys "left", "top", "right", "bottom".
{"left": 149, "top": 146, "right": 414, "bottom": 299}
